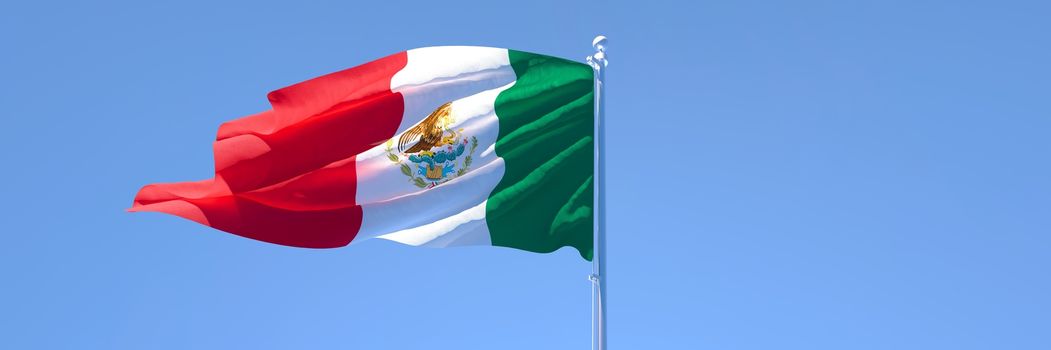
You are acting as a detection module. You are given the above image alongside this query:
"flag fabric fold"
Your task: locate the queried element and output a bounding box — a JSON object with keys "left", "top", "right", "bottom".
{"left": 131, "top": 46, "right": 595, "bottom": 260}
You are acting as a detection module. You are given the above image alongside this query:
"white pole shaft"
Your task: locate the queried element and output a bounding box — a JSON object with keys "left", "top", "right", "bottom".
{"left": 588, "top": 35, "right": 608, "bottom": 350}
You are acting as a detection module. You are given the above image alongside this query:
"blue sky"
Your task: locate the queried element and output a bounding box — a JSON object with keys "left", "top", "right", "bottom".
{"left": 2, "top": 0, "right": 1049, "bottom": 348}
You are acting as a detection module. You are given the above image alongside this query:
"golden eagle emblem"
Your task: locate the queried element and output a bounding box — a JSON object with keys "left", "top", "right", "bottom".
{"left": 384, "top": 102, "right": 479, "bottom": 189}
{"left": 398, "top": 102, "right": 455, "bottom": 154}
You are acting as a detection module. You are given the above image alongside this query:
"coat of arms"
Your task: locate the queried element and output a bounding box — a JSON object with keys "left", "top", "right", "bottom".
{"left": 385, "top": 102, "right": 479, "bottom": 188}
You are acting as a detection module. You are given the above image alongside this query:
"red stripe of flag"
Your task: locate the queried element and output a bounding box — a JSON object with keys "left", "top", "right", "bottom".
{"left": 131, "top": 52, "right": 408, "bottom": 248}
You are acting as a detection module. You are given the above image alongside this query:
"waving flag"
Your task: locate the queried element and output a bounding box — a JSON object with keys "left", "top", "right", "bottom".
{"left": 131, "top": 47, "right": 595, "bottom": 260}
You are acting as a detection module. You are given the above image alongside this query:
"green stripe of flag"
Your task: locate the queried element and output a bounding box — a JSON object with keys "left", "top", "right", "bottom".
{"left": 486, "top": 50, "right": 595, "bottom": 260}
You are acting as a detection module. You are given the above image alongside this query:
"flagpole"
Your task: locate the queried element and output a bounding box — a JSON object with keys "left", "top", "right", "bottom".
{"left": 587, "top": 35, "right": 608, "bottom": 350}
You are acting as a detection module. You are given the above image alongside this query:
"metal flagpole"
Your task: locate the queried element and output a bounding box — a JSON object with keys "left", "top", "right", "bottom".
{"left": 587, "top": 35, "right": 608, "bottom": 350}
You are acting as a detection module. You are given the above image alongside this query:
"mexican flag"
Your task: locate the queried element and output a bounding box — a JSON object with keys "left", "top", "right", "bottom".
{"left": 131, "top": 47, "right": 595, "bottom": 260}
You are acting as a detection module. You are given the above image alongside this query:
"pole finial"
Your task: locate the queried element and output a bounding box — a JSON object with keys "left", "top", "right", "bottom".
{"left": 587, "top": 35, "right": 609, "bottom": 70}
{"left": 592, "top": 35, "right": 607, "bottom": 52}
